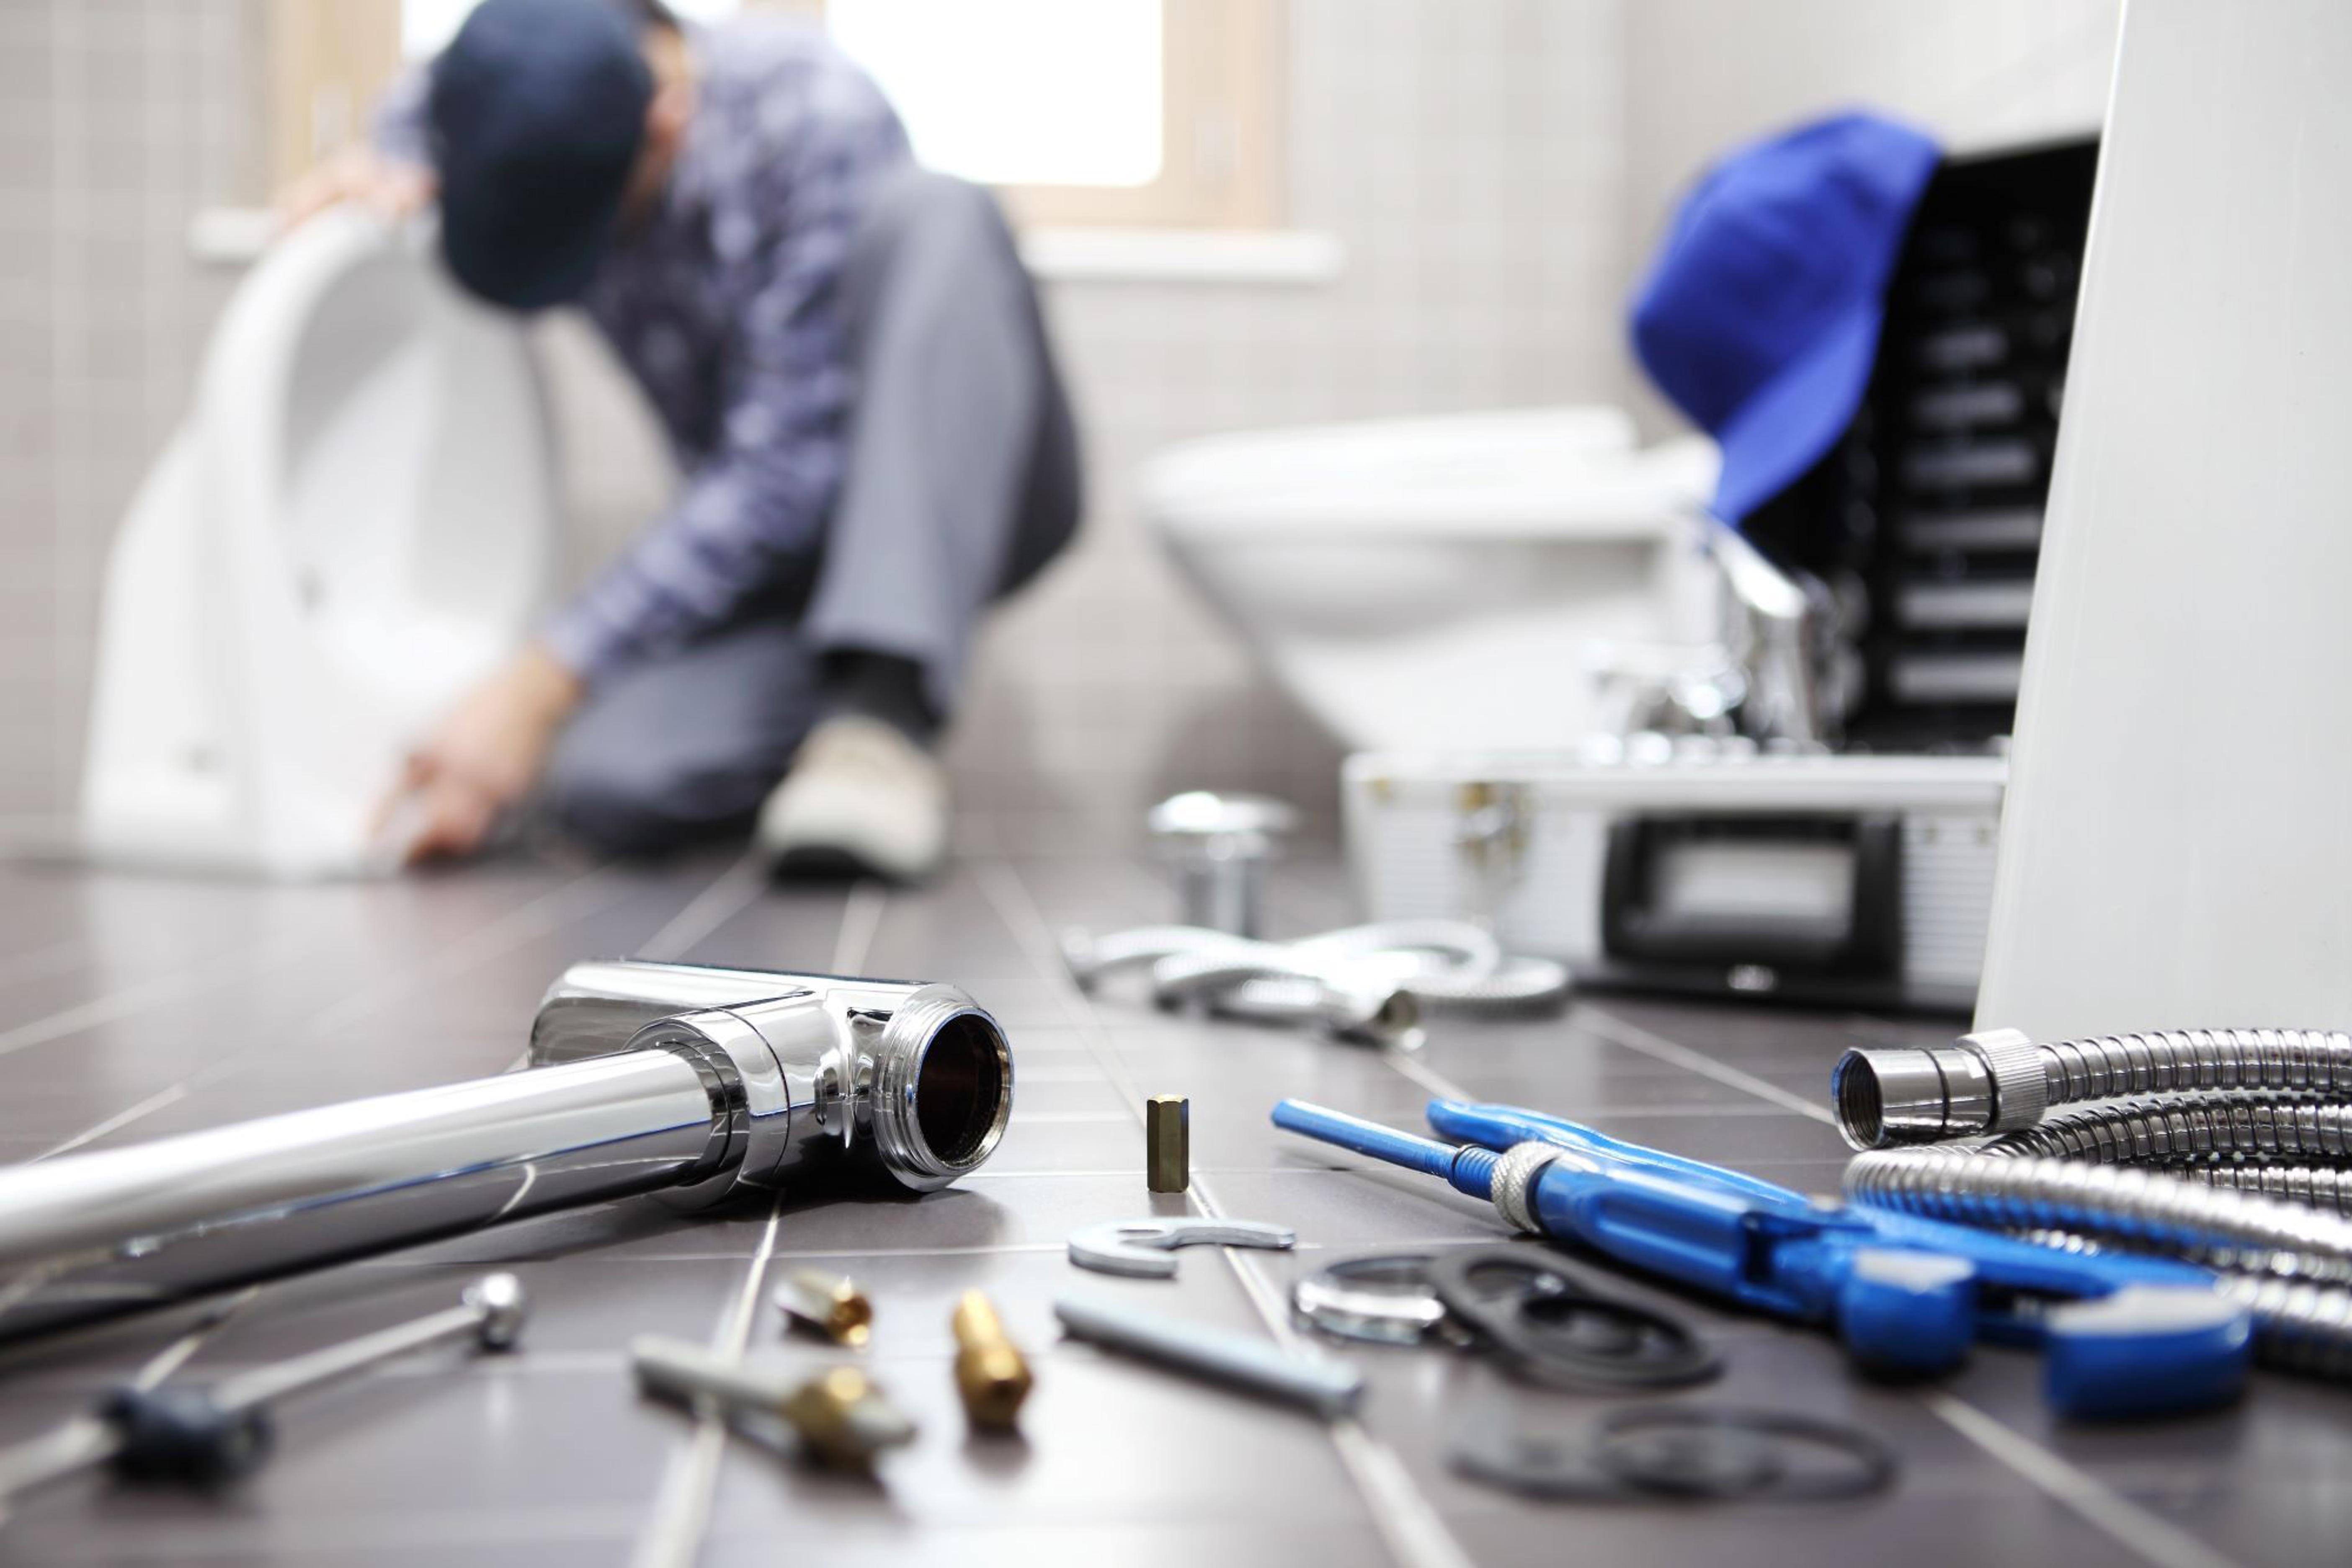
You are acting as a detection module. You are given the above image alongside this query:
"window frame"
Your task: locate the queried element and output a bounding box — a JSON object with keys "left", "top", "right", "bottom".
{"left": 271, "top": 0, "right": 1285, "bottom": 230}
{"left": 267, "top": 0, "right": 404, "bottom": 191}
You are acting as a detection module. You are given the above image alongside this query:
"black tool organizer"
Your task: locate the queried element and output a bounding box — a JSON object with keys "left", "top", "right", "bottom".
{"left": 1743, "top": 137, "right": 2099, "bottom": 749}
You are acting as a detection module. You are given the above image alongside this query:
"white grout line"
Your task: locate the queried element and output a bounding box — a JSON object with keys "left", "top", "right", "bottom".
{"left": 1571, "top": 1003, "right": 1839, "bottom": 1124}
{"left": 1380, "top": 1048, "right": 1473, "bottom": 1106}
{"left": 27, "top": 867, "right": 633, "bottom": 1162}
{"left": 308, "top": 869, "right": 638, "bottom": 1037}
{"left": 1376, "top": 997, "right": 2228, "bottom": 1568}
{"left": 32, "top": 1083, "right": 188, "bottom": 1162}
{"left": 1921, "top": 1392, "right": 2242, "bottom": 1568}
{"left": 0, "top": 938, "right": 88, "bottom": 996}
{"left": 125, "top": 1287, "right": 261, "bottom": 1393}
{"left": 631, "top": 1200, "right": 786, "bottom": 1568}
{"left": 635, "top": 854, "right": 771, "bottom": 962}
{"left": 503, "top": 856, "right": 769, "bottom": 1073}
{"left": 830, "top": 881, "right": 888, "bottom": 975}
{"left": 975, "top": 859, "right": 1475, "bottom": 1568}
{"left": 356, "top": 1234, "right": 1511, "bottom": 1275}
{"left": 0, "top": 928, "right": 328, "bottom": 1064}
{"left": 628, "top": 873, "right": 876, "bottom": 1568}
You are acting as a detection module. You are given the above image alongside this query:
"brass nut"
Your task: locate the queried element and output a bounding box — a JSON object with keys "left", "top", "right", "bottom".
{"left": 1146, "top": 1096, "right": 1190, "bottom": 1194}
{"left": 774, "top": 1267, "right": 873, "bottom": 1347}
{"left": 950, "top": 1289, "right": 1033, "bottom": 1431}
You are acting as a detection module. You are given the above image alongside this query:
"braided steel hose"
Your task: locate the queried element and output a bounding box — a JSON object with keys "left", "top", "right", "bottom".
{"left": 1834, "top": 1025, "right": 2352, "bottom": 1375}
{"left": 1843, "top": 1149, "right": 2352, "bottom": 1284}
{"left": 1833, "top": 1026, "right": 2352, "bottom": 1150}
{"left": 2215, "top": 1274, "right": 2352, "bottom": 1378}
{"left": 1982, "top": 1093, "right": 2352, "bottom": 1166}
{"left": 2188, "top": 1163, "right": 2352, "bottom": 1212}
{"left": 1981, "top": 1095, "right": 2352, "bottom": 1214}
{"left": 1845, "top": 1149, "right": 2352, "bottom": 1375}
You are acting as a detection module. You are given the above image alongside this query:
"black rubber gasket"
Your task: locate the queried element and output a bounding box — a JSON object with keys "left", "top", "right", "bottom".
{"left": 1449, "top": 1404, "right": 1897, "bottom": 1505}
{"left": 1426, "top": 1246, "right": 1718, "bottom": 1391}
{"left": 1591, "top": 1406, "right": 1899, "bottom": 1503}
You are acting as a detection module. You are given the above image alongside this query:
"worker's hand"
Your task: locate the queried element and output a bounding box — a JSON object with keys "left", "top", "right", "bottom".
{"left": 386, "top": 645, "right": 584, "bottom": 866}
{"left": 276, "top": 148, "right": 437, "bottom": 232}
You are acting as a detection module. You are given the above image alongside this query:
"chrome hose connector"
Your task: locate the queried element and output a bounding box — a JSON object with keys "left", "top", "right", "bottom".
{"left": 1831, "top": 1039, "right": 1997, "bottom": 1150}
{"left": 1831, "top": 1025, "right": 2352, "bottom": 1150}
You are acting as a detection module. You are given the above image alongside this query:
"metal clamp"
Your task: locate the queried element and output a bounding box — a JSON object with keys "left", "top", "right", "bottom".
{"left": 1067, "top": 1218, "right": 1296, "bottom": 1279}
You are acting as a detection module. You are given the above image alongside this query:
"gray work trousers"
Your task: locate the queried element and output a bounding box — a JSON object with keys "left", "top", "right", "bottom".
{"left": 543, "top": 169, "right": 1081, "bottom": 853}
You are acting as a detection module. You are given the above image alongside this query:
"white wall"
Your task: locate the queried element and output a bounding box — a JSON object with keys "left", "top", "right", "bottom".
{"left": 1620, "top": 0, "right": 2121, "bottom": 434}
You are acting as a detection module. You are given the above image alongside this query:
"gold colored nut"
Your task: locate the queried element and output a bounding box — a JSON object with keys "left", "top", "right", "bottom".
{"left": 1146, "top": 1095, "right": 1190, "bottom": 1194}
{"left": 775, "top": 1267, "right": 873, "bottom": 1347}
{"left": 779, "top": 1365, "right": 916, "bottom": 1469}
{"left": 950, "top": 1289, "right": 1033, "bottom": 1431}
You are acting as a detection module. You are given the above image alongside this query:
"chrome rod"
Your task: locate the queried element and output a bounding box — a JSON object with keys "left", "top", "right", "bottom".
{"left": 0, "top": 962, "right": 1014, "bottom": 1344}
{"left": 0, "top": 1052, "right": 717, "bottom": 1343}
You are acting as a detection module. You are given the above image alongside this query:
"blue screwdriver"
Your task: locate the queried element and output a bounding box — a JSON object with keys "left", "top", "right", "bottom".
{"left": 1271, "top": 1097, "right": 2251, "bottom": 1419}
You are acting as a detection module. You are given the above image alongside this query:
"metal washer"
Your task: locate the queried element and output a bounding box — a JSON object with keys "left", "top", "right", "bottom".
{"left": 1291, "top": 1253, "right": 1452, "bottom": 1345}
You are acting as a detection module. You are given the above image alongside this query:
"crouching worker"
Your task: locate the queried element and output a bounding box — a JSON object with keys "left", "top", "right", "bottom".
{"left": 295, "top": 0, "right": 1081, "bottom": 879}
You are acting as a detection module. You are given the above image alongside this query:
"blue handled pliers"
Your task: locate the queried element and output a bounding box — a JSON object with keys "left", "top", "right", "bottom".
{"left": 1272, "top": 1096, "right": 2251, "bottom": 1418}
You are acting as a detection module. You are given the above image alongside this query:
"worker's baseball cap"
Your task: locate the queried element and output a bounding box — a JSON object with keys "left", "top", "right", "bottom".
{"left": 1631, "top": 111, "right": 1941, "bottom": 525}
{"left": 427, "top": 0, "right": 655, "bottom": 310}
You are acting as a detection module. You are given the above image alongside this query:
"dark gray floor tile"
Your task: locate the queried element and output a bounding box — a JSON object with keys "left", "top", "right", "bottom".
{"left": 1195, "top": 1169, "right": 1510, "bottom": 1248}
{"left": 706, "top": 1344, "right": 1364, "bottom": 1534}
{"left": 1442, "top": 1490, "right": 2146, "bottom": 1568}
{"left": 702, "top": 1519, "right": 1395, "bottom": 1568}
{"left": 0, "top": 1367, "right": 670, "bottom": 1542}
{"left": 0, "top": 851, "right": 2317, "bottom": 1564}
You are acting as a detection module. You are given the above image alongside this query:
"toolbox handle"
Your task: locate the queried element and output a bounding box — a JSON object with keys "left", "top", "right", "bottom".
{"left": 1599, "top": 815, "right": 1902, "bottom": 975}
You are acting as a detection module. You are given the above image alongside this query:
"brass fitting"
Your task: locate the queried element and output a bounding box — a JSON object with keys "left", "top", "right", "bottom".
{"left": 1147, "top": 1095, "right": 1190, "bottom": 1193}
{"left": 779, "top": 1365, "right": 917, "bottom": 1469}
{"left": 629, "top": 1335, "right": 913, "bottom": 1471}
{"left": 775, "top": 1268, "right": 874, "bottom": 1347}
{"left": 951, "top": 1290, "right": 1033, "bottom": 1430}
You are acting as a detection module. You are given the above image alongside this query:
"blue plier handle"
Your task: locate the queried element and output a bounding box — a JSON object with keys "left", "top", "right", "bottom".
{"left": 1272, "top": 1097, "right": 2252, "bottom": 1418}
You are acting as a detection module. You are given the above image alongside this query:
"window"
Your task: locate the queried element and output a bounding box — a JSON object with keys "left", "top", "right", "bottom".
{"left": 273, "top": 0, "right": 1282, "bottom": 228}
{"left": 826, "top": 0, "right": 1167, "bottom": 190}
{"left": 839, "top": 0, "right": 1285, "bottom": 230}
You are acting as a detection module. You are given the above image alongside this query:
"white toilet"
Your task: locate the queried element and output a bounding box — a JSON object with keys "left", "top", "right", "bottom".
{"left": 1139, "top": 407, "right": 1722, "bottom": 752}
{"left": 81, "top": 209, "right": 559, "bottom": 878}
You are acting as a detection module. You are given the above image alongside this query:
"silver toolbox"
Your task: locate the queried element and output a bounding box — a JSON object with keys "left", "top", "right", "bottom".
{"left": 1344, "top": 748, "right": 2004, "bottom": 1013}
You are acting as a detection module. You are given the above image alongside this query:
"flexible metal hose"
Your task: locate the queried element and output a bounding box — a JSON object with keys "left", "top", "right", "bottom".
{"left": 1844, "top": 1148, "right": 2352, "bottom": 1282}
{"left": 2215, "top": 1274, "right": 2352, "bottom": 1378}
{"left": 1844, "top": 1147, "right": 2352, "bottom": 1374}
{"left": 1982, "top": 1092, "right": 2352, "bottom": 1165}
{"left": 2037, "top": 1027, "right": 2352, "bottom": 1102}
{"left": 1974, "top": 1093, "right": 2352, "bottom": 1214}
{"left": 1834, "top": 1024, "right": 2352, "bottom": 1376}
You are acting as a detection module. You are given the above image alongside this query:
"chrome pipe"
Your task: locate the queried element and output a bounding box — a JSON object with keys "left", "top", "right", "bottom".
{"left": 0, "top": 961, "right": 1012, "bottom": 1343}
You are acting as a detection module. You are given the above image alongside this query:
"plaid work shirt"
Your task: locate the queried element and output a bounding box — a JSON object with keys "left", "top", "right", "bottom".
{"left": 382, "top": 19, "right": 912, "bottom": 683}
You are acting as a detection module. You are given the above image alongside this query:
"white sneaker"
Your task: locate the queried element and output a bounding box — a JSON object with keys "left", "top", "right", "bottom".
{"left": 756, "top": 715, "right": 950, "bottom": 881}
